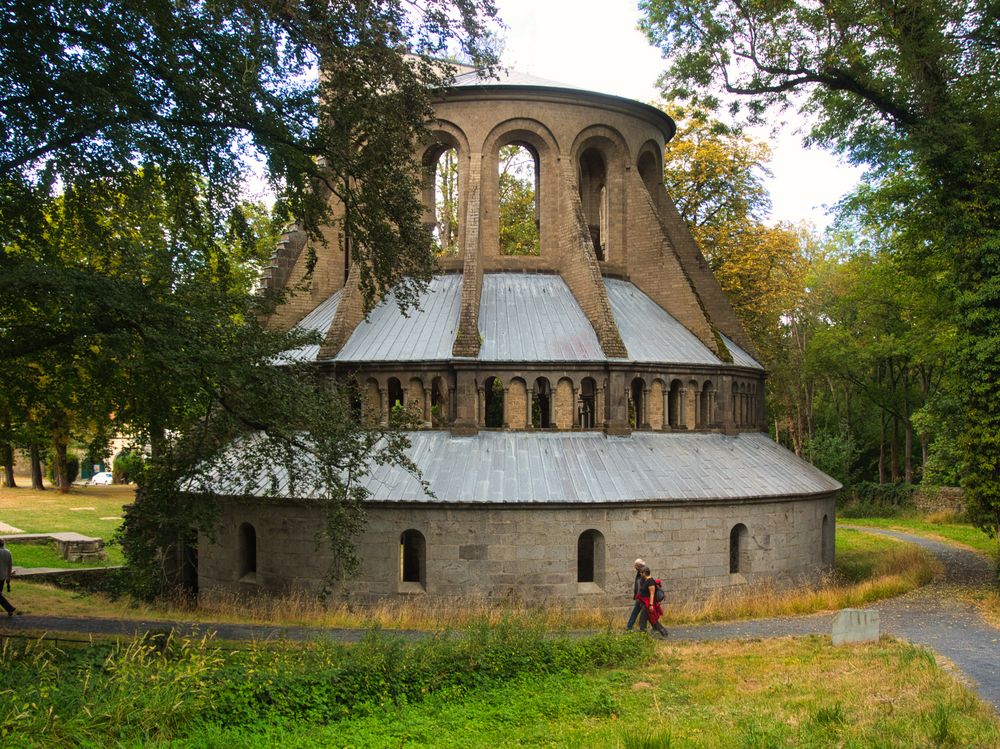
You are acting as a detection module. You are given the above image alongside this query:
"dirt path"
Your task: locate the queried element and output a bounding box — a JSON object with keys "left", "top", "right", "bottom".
{"left": 2, "top": 527, "right": 997, "bottom": 710}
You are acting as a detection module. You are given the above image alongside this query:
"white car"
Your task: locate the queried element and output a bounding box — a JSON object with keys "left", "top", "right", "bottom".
{"left": 89, "top": 471, "right": 114, "bottom": 486}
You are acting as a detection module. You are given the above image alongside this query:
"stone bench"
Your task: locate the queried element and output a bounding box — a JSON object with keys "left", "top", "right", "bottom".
{"left": 1, "top": 532, "right": 108, "bottom": 563}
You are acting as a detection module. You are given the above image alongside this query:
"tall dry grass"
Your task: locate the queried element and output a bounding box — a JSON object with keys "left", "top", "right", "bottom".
{"left": 158, "top": 543, "right": 939, "bottom": 632}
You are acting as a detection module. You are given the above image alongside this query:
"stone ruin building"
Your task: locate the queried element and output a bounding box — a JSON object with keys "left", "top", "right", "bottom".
{"left": 197, "top": 67, "right": 840, "bottom": 608}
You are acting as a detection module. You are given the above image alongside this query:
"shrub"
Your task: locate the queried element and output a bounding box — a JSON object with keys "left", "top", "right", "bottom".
{"left": 113, "top": 450, "right": 145, "bottom": 484}
{"left": 45, "top": 456, "right": 79, "bottom": 484}
{"left": 838, "top": 482, "right": 915, "bottom": 518}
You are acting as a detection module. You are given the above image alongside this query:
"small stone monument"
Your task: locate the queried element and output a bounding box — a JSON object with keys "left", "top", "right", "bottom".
{"left": 831, "top": 608, "right": 880, "bottom": 645}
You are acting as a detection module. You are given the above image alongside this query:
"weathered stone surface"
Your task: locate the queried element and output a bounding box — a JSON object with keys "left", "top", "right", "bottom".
{"left": 832, "top": 608, "right": 880, "bottom": 645}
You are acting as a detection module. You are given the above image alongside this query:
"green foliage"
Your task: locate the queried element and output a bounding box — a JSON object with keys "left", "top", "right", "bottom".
{"left": 112, "top": 450, "right": 144, "bottom": 485}
{"left": 0, "top": 626, "right": 651, "bottom": 746}
{"left": 45, "top": 456, "right": 78, "bottom": 485}
{"left": 640, "top": 0, "right": 1000, "bottom": 540}
{"left": 805, "top": 430, "right": 860, "bottom": 489}
{"left": 838, "top": 482, "right": 916, "bottom": 519}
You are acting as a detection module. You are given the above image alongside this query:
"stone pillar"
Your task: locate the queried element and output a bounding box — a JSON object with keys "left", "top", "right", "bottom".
{"left": 572, "top": 386, "right": 580, "bottom": 428}
{"left": 606, "top": 371, "right": 629, "bottom": 435}
{"left": 502, "top": 386, "right": 510, "bottom": 428}
{"left": 451, "top": 370, "right": 479, "bottom": 435}
{"left": 526, "top": 387, "right": 534, "bottom": 429}
{"left": 478, "top": 387, "right": 486, "bottom": 426}
{"left": 597, "top": 382, "right": 606, "bottom": 429}
{"left": 709, "top": 391, "right": 717, "bottom": 427}
{"left": 662, "top": 382, "right": 669, "bottom": 430}
{"left": 379, "top": 387, "right": 389, "bottom": 427}
{"left": 424, "top": 388, "right": 432, "bottom": 428}
{"left": 679, "top": 387, "right": 687, "bottom": 430}
{"left": 692, "top": 388, "right": 702, "bottom": 429}
{"left": 642, "top": 384, "right": 651, "bottom": 429}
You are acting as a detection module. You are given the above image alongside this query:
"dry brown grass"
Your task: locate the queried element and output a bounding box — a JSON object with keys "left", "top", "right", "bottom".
{"left": 924, "top": 509, "right": 965, "bottom": 525}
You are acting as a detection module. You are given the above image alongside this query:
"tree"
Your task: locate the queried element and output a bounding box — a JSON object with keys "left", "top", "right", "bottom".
{"left": 642, "top": 0, "right": 1000, "bottom": 543}
{"left": 0, "top": 0, "right": 500, "bottom": 594}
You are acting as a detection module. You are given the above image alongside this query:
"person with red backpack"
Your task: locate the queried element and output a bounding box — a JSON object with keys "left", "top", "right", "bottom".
{"left": 637, "top": 565, "right": 668, "bottom": 637}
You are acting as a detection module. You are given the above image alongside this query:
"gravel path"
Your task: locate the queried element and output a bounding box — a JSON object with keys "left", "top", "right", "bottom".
{"left": 1, "top": 527, "right": 997, "bottom": 709}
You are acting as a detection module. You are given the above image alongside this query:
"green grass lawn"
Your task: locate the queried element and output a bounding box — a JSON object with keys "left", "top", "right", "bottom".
{"left": 0, "top": 480, "right": 131, "bottom": 542}
{"left": 8, "top": 540, "right": 124, "bottom": 568}
{"left": 842, "top": 516, "right": 999, "bottom": 559}
{"left": 105, "top": 638, "right": 1000, "bottom": 748}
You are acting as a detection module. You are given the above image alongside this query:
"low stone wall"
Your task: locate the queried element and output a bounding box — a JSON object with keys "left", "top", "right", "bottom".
{"left": 198, "top": 493, "right": 837, "bottom": 608}
{"left": 913, "top": 487, "right": 965, "bottom": 515}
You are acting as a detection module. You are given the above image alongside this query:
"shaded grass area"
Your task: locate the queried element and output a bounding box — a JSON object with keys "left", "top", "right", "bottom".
{"left": 0, "top": 482, "right": 132, "bottom": 542}
{"left": 3, "top": 632, "right": 997, "bottom": 748}
{"left": 7, "top": 540, "right": 124, "bottom": 568}
{"left": 8, "top": 528, "right": 936, "bottom": 630}
{"left": 842, "top": 515, "right": 998, "bottom": 560}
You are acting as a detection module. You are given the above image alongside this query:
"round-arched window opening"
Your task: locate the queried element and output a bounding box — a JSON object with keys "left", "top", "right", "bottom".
{"left": 433, "top": 147, "right": 460, "bottom": 255}
{"left": 499, "top": 143, "right": 540, "bottom": 256}
{"left": 729, "top": 523, "right": 750, "bottom": 574}
{"left": 577, "top": 529, "right": 606, "bottom": 586}
{"left": 579, "top": 148, "right": 608, "bottom": 260}
{"left": 238, "top": 522, "right": 257, "bottom": 582}
{"left": 400, "top": 529, "right": 426, "bottom": 585}
{"left": 484, "top": 376, "right": 505, "bottom": 428}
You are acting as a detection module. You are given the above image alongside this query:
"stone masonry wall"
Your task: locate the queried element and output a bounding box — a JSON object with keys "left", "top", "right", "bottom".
{"left": 199, "top": 494, "right": 836, "bottom": 609}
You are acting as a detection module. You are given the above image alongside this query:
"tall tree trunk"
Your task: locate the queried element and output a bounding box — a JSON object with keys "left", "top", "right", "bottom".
{"left": 889, "top": 414, "right": 899, "bottom": 484}
{"left": 878, "top": 410, "right": 887, "bottom": 485}
{"left": 53, "top": 436, "right": 69, "bottom": 493}
{"left": 1, "top": 442, "right": 15, "bottom": 488}
{"left": 902, "top": 367, "right": 913, "bottom": 483}
{"left": 30, "top": 443, "right": 45, "bottom": 490}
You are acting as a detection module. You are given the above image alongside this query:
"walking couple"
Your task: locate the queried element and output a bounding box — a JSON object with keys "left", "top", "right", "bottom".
{"left": 626, "top": 558, "right": 668, "bottom": 637}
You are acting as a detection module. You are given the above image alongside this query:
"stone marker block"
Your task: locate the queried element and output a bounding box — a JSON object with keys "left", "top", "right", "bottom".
{"left": 832, "top": 608, "right": 880, "bottom": 645}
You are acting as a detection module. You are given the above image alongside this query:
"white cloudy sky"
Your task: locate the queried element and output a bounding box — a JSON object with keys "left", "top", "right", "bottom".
{"left": 490, "top": 0, "right": 865, "bottom": 229}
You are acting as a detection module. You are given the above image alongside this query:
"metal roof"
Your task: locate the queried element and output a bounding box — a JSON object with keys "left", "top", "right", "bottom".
{"left": 336, "top": 274, "right": 462, "bottom": 362}
{"left": 452, "top": 68, "right": 576, "bottom": 90}
{"left": 722, "top": 334, "right": 764, "bottom": 370}
{"left": 278, "top": 289, "right": 343, "bottom": 363}
{"left": 604, "top": 278, "right": 721, "bottom": 365}
{"left": 478, "top": 273, "right": 604, "bottom": 361}
{"left": 206, "top": 431, "right": 840, "bottom": 503}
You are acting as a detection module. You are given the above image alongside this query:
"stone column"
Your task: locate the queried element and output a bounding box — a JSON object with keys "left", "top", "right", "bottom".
{"left": 572, "top": 386, "right": 580, "bottom": 428}
{"left": 642, "top": 384, "right": 651, "bottom": 429}
{"left": 502, "top": 386, "right": 510, "bottom": 428}
{"left": 678, "top": 387, "right": 687, "bottom": 430}
{"left": 526, "top": 387, "right": 534, "bottom": 429}
{"left": 379, "top": 387, "right": 389, "bottom": 427}
{"left": 709, "top": 391, "right": 717, "bottom": 427}
{"left": 693, "top": 388, "right": 702, "bottom": 429}
{"left": 424, "top": 388, "right": 432, "bottom": 428}
{"left": 662, "top": 381, "right": 669, "bottom": 430}
{"left": 478, "top": 387, "right": 485, "bottom": 426}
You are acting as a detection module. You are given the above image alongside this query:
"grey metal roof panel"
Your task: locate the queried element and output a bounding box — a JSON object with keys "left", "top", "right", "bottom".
{"left": 207, "top": 431, "right": 840, "bottom": 503}
{"left": 479, "top": 273, "right": 604, "bottom": 361}
{"left": 278, "top": 289, "right": 343, "bottom": 363}
{"left": 451, "top": 68, "right": 577, "bottom": 90}
{"left": 604, "top": 278, "right": 722, "bottom": 365}
{"left": 336, "top": 274, "right": 462, "bottom": 362}
{"left": 721, "top": 333, "right": 764, "bottom": 370}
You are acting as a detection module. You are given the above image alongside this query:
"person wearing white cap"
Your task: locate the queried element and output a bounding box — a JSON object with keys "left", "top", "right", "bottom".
{"left": 625, "top": 557, "right": 646, "bottom": 630}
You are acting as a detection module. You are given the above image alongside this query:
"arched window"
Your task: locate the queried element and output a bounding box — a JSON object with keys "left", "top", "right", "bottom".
{"left": 577, "top": 529, "right": 605, "bottom": 585}
{"left": 579, "top": 148, "right": 608, "bottom": 260}
{"left": 484, "top": 376, "right": 505, "bottom": 428}
{"left": 499, "top": 143, "right": 540, "bottom": 255}
{"left": 387, "top": 377, "right": 406, "bottom": 426}
{"left": 431, "top": 376, "right": 448, "bottom": 426}
{"left": 729, "top": 523, "right": 749, "bottom": 574}
{"left": 238, "top": 522, "right": 257, "bottom": 581}
{"left": 668, "top": 379, "right": 683, "bottom": 428}
{"left": 700, "top": 380, "right": 715, "bottom": 428}
{"left": 400, "top": 529, "right": 426, "bottom": 585}
{"left": 637, "top": 149, "right": 661, "bottom": 199}
{"left": 533, "top": 377, "right": 552, "bottom": 428}
{"left": 580, "top": 377, "right": 597, "bottom": 428}
{"left": 629, "top": 377, "right": 645, "bottom": 429}
{"left": 432, "top": 147, "right": 460, "bottom": 255}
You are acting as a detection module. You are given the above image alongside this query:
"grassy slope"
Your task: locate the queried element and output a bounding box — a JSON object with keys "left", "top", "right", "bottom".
{"left": 156, "top": 638, "right": 1000, "bottom": 748}
{"left": 842, "top": 516, "right": 999, "bottom": 560}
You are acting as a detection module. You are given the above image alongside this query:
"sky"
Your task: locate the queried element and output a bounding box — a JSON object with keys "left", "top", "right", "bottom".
{"left": 490, "top": 0, "right": 866, "bottom": 230}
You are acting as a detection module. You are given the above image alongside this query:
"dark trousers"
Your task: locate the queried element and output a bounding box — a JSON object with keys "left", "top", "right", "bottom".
{"left": 626, "top": 599, "right": 643, "bottom": 629}
{"left": 0, "top": 592, "right": 13, "bottom": 614}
